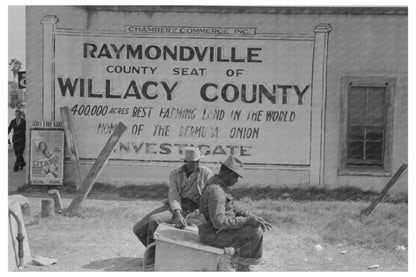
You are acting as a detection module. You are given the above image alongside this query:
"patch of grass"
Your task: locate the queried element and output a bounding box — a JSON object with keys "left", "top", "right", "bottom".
{"left": 14, "top": 181, "right": 408, "bottom": 251}
{"left": 118, "top": 183, "right": 168, "bottom": 200}
{"left": 24, "top": 215, "right": 40, "bottom": 227}
{"left": 230, "top": 185, "right": 406, "bottom": 203}
{"left": 271, "top": 214, "right": 298, "bottom": 227}
{"left": 15, "top": 183, "right": 78, "bottom": 194}
{"left": 244, "top": 199, "right": 407, "bottom": 250}
{"left": 321, "top": 206, "right": 406, "bottom": 249}
{"left": 321, "top": 208, "right": 408, "bottom": 250}
{"left": 383, "top": 192, "right": 408, "bottom": 204}
{"left": 13, "top": 183, "right": 407, "bottom": 204}
{"left": 24, "top": 195, "right": 407, "bottom": 255}
{"left": 63, "top": 208, "right": 86, "bottom": 219}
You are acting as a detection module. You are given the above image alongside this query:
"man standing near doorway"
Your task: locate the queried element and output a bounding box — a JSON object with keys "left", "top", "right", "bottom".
{"left": 8, "top": 109, "right": 26, "bottom": 172}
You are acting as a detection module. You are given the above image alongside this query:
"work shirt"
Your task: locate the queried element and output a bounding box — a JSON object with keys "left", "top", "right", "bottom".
{"left": 168, "top": 165, "right": 213, "bottom": 212}
{"left": 199, "top": 174, "right": 250, "bottom": 230}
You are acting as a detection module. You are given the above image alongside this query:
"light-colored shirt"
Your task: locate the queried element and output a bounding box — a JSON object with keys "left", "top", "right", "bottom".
{"left": 168, "top": 165, "right": 213, "bottom": 212}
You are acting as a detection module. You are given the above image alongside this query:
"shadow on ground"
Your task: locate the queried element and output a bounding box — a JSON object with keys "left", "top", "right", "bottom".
{"left": 82, "top": 257, "right": 143, "bottom": 271}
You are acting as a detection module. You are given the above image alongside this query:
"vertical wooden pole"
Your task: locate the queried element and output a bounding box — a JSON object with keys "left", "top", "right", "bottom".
{"left": 309, "top": 23, "right": 332, "bottom": 187}
{"left": 67, "top": 122, "right": 127, "bottom": 212}
{"left": 41, "top": 15, "right": 58, "bottom": 120}
{"left": 60, "top": 106, "right": 82, "bottom": 190}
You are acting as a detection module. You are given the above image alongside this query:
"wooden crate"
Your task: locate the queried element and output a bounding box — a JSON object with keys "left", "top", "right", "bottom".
{"left": 154, "top": 224, "right": 224, "bottom": 271}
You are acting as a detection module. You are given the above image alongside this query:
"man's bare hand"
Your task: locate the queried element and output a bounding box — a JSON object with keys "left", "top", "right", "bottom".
{"left": 245, "top": 215, "right": 272, "bottom": 232}
{"left": 171, "top": 210, "right": 187, "bottom": 229}
{"left": 255, "top": 216, "right": 272, "bottom": 232}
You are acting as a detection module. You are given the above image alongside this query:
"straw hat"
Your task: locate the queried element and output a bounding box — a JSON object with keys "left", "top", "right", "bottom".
{"left": 182, "top": 147, "right": 203, "bottom": 161}
{"left": 220, "top": 155, "right": 244, "bottom": 178}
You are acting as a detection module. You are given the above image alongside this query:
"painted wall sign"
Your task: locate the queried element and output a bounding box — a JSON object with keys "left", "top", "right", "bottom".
{"left": 32, "top": 120, "right": 63, "bottom": 128}
{"left": 41, "top": 18, "right": 325, "bottom": 167}
{"left": 124, "top": 25, "right": 257, "bottom": 35}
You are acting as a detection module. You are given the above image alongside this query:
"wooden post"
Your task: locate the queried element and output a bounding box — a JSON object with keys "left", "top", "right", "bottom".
{"left": 361, "top": 163, "right": 408, "bottom": 216}
{"left": 48, "top": 189, "right": 63, "bottom": 214}
{"left": 41, "top": 15, "right": 58, "bottom": 120}
{"left": 60, "top": 106, "right": 82, "bottom": 190}
{"left": 309, "top": 23, "right": 332, "bottom": 187}
{"left": 41, "top": 199, "right": 55, "bottom": 217}
{"left": 67, "top": 122, "right": 127, "bottom": 212}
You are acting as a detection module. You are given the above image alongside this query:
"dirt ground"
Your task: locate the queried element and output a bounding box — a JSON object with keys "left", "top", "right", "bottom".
{"left": 15, "top": 197, "right": 407, "bottom": 272}
{"left": 8, "top": 149, "right": 407, "bottom": 272}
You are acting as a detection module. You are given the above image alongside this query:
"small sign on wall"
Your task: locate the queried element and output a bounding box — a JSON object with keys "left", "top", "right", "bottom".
{"left": 29, "top": 129, "right": 64, "bottom": 185}
{"left": 18, "top": 71, "right": 26, "bottom": 89}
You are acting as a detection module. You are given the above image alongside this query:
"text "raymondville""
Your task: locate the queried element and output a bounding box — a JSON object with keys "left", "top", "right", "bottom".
{"left": 83, "top": 43, "right": 262, "bottom": 63}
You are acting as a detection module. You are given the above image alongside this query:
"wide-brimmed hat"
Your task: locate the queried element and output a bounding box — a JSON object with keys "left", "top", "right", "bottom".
{"left": 182, "top": 147, "right": 203, "bottom": 161}
{"left": 220, "top": 155, "right": 244, "bottom": 178}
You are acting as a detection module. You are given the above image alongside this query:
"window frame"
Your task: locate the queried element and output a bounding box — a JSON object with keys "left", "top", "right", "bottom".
{"left": 338, "top": 76, "right": 395, "bottom": 177}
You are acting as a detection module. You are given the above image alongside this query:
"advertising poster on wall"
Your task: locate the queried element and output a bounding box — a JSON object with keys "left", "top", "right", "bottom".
{"left": 29, "top": 129, "right": 64, "bottom": 185}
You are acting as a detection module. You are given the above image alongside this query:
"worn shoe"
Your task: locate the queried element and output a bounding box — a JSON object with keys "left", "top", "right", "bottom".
{"left": 236, "top": 264, "right": 251, "bottom": 271}
{"left": 218, "top": 248, "right": 237, "bottom": 271}
{"left": 144, "top": 263, "right": 154, "bottom": 272}
{"left": 143, "top": 242, "right": 156, "bottom": 271}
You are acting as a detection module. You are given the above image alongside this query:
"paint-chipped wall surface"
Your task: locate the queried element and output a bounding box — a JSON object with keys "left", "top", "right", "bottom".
{"left": 26, "top": 6, "right": 407, "bottom": 192}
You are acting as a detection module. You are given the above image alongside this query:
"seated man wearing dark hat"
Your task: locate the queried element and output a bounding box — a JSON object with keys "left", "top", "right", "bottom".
{"left": 133, "top": 147, "right": 213, "bottom": 266}
{"left": 198, "top": 155, "right": 272, "bottom": 271}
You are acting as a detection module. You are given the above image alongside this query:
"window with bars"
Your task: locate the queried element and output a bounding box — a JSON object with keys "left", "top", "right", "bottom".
{"left": 339, "top": 76, "right": 394, "bottom": 175}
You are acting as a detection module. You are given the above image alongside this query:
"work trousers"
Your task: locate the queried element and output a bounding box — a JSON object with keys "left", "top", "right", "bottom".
{"left": 133, "top": 204, "right": 173, "bottom": 246}
{"left": 133, "top": 204, "right": 173, "bottom": 265}
{"left": 199, "top": 225, "right": 263, "bottom": 265}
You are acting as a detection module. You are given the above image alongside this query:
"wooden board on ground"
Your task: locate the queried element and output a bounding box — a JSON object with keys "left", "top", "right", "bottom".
{"left": 361, "top": 163, "right": 407, "bottom": 216}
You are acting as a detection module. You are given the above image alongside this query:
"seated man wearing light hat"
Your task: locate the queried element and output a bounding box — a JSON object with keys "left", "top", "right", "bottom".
{"left": 133, "top": 147, "right": 213, "bottom": 265}
{"left": 198, "top": 155, "right": 272, "bottom": 271}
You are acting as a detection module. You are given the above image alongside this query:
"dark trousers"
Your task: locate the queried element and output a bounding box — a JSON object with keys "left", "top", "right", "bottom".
{"left": 13, "top": 143, "right": 25, "bottom": 170}
{"left": 199, "top": 225, "right": 263, "bottom": 265}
